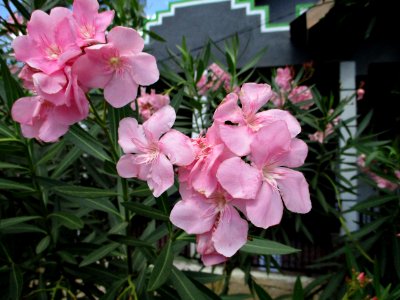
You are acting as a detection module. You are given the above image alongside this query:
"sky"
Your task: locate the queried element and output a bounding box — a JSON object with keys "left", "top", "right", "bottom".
{"left": 0, "top": 0, "right": 181, "bottom": 19}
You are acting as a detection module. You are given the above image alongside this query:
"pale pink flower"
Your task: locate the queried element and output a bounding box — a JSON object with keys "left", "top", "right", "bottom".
{"left": 12, "top": 8, "right": 81, "bottom": 74}
{"left": 288, "top": 86, "right": 313, "bottom": 109}
{"left": 357, "top": 88, "right": 365, "bottom": 100}
{"left": 178, "top": 123, "right": 235, "bottom": 197}
{"left": 369, "top": 173, "right": 398, "bottom": 191}
{"left": 270, "top": 90, "right": 285, "bottom": 108}
{"left": 71, "top": 0, "right": 114, "bottom": 47}
{"left": 197, "top": 63, "right": 234, "bottom": 95}
{"left": 18, "top": 65, "right": 39, "bottom": 90}
{"left": 395, "top": 170, "right": 400, "bottom": 180}
{"left": 116, "top": 106, "right": 195, "bottom": 197}
{"left": 170, "top": 183, "right": 248, "bottom": 261}
{"left": 357, "top": 154, "right": 367, "bottom": 168}
{"left": 275, "top": 67, "right": 292, "bottom": 92}
{"left": 196, "top": 231, "right": 228, "bottom": 266}
{"left": 309, "top": 110, "right": 339, "bottom": 143}
{"left": 217, "top": 121, "right": 311, "bottom": 229}
{"left": 131, "top": 88, "right": 170, "bottom": 121}
{"left": 11, "top": 66, "right": 89, "bottom": 142}
{"left": 74, "top": 26, "right": 159, "bottom": 108}
{"left": 213, "top": 83, "right": 301, "bottom": 156}
{"left": 308, "top": 131, "right": 325, "bottom": 143}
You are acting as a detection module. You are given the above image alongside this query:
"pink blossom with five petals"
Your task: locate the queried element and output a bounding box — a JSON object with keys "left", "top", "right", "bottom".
{"left": 217, "top": 121, "right": 311, "bottom": 229}
{"left": 116, "top": 106, "right": 195, "bottom": 197}
{"left": 74, "top": 26, "right": 159, "bottom": 108}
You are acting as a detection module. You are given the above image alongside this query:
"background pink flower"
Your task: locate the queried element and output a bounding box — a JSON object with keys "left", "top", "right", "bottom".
{"left": 131, "top": 88, "right": 170, "bottom": 121}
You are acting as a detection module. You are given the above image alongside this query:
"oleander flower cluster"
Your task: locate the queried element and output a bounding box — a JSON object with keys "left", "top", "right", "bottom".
{"left": 131, "top": 87, "right": 170, "bottom": 121}
{"left": 271, "top": 66, "right": 314, "bottom": 109}
{"left": 117, "top": 82, "right": 312, "bottom": 266}
{"left": 357, "top": 154, "right": 400, "bottom": 191}
{"left": 11, "top": 0, "right": 159, "bottom": 142}
{"left": 196, "top": 63, "right": 238, "bottom": 95}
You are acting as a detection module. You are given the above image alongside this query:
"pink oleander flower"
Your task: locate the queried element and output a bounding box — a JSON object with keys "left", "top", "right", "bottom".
{"left": 213, "top": 83, "right": 301, "bottom": 156}
{"left": 12, "top": 8, "right": 81, "bottom": 74}
{"left": 11, "top": 66, "right": 89, "bottom": 142}
{"left": 178, "top": 123, "right": 235, "bottom": 197}
{"left": 131, "top": 88, "right": 170, "bottom": 121}
{"left": 71, "top": 0, "right": 114, "bottom": 46}
{"left": 217, "top": 121, "right": 311, "bottom": 229}
{"left": 197, "top": 63, "right": 234, "bottom": 95}
{"left": 356, "top": 88, "right": 365, "bottom": 100}
{"left": 18, "top": 65, "right": 39, "bottom": 90}
{"left": 369, "top": 173, "right": 398, "bottom": 191}
{"left": 116, "top": 105, "right": 195, "bottom": 197}
{"left": 288, "top": 86, "right": 313, "bottom": 109}
{"left": 74, "top": 26, "right": 159, "bottom": 108}
{"left": 170, "top": 183, "right": 248, "bottom": 264}
{"left": 270, "top": 90, "right": 285, "bottom": 108}
{"left": 196, "top": 231, "right": 228, "bottom": 266}
{"left": 309, "top": 110, "right": 339, "bottom": 143}
{"left": 275, "top": 67, "right": 292, "bottom": 92}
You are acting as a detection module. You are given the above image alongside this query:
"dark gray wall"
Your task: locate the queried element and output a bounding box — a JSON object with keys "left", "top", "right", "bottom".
{"left": 146, "top": 1, "right": 314, "bottom": 69}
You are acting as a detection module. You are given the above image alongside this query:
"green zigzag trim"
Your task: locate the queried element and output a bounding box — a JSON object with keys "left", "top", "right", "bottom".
{"left": 145, "top": 0, "right": 314, "bottom": 29}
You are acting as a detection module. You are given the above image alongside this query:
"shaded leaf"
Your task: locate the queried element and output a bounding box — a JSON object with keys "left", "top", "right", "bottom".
{"left": 79, "top": 243, "right": 119, "bottom": 267}
{"left": 240, "top": 238, "right": 300, "bottom": 255}
{"left": 148, "top": 240, "right": 174, "bottom": 291}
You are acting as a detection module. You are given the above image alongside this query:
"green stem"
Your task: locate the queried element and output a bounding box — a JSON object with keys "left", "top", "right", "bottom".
{"left": 122, "top": 178, "right": 133, "bottom": 275}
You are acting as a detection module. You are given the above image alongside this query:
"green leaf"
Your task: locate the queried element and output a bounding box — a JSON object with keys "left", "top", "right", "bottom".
{"left": 171, "top": 89, "right": 184, "bottom": 113}
{"left": 148, "top": 240, "right": 174, "bottom": 291}
{"left": 350, "top": 195, "right": 397, "bottom": 212}
{"left": 0, "top": 216, "right": 41, "bottom": 230}
{"left": 0, "top": 123, "right": 17, "bottom": 138}
{"left": 66, "top": 125, "right": 112, "bottom": 162}
{"left": 1, "top": 224, "right": 46, "bottom": 235}
{"left": 51, "top": 146, "right": 81, "bottom": 178}
{"left": 49, "top": 212, "right": 84, "bottom": 230}
{"left": 79, "top": 243, "right": 119, "bottom": 267}
{"left": 9, "top": 0, "right": 31, "bottom": 20}
{"left": 78, "top": 198, "right": 122, "bottom": 219}
{"left": 36, "top": 236, "right": 51, "bottom": 254}
{"left": 0, "top": 178, "right": 36, "bottom": 191}
{"left": 53, "top": 185, "right": 119, "bottom": 198}
{"left": 0, "top": 56, "right": 24, "bottom": 110}
{"left": 350, "top": 217, "right": 390, "bottom": 240}
{"left": 170, "top": 267, "right": 205, "bottom": 300}
{"left": 240, "top": 238, "right": 300, "bottom": 255}
{"left": 122, "top": 202, "right": 169, "bottom": 221}
{"left": 9, "top": 264, "right": 23, "bottom": 300}
{"left": 251, "top": 280, "right": 272, "bottom": 300}
{"left": 293, "top": 277, "right": 304, "bottom": 300}
{"left": 36, "top": 141, "right": 65, "bottom": 166}
{"left": 108, "top": 234, "right": 153, "bottom": 248}
{"left": 183, "top": 271, "right": 224, "bottom": 284}
{"left": 0, "top": 162, "right": 27, "bottom": 170}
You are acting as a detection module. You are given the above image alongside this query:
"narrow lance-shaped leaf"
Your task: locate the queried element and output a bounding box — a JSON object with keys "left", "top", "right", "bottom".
{"left": 49, "top": 212, "right": 84, "bottom": 230}
{"left": 170, "top": 266, "right": 206, "bottom": 300}
{"left": 148, "top": 239, "right": 174, "bottom": 291}
{"left": 240, "top": 237, "right": 300, "bottom": 255}
{"left": 0, "top": 216, "right": 41, "bottom": 230}
{"left": 122, "top": 202, "right": 170, "bottom": 221}
{"left": 79, "top": 243, "right": 120, "bottom": 267}
{"left": 53, "top": 185, "right": 119, "bottom": 198}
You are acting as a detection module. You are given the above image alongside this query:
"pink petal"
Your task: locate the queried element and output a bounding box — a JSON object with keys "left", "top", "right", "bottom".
{"left": 216, "top": 157, "right": 261, "bottom": 200}
{"left": 33, "top": 71, "right": 66, "bottom": 94}
{"left": 240, "top": 83, "right": 272, "bottom": 115}
{"left": 147, "top": 154, "right": 174, "bottom": 197}
{"left": 143, "top": 105, "right": 175, "bottom": 141}
{"left": 118, "top": 117, "right": 148, "bottom": 154}
{"left": 213, "top": 205, "right": 248, "bottom": 257}
{"left": 107, "top": 26, "right": 144, "bottom": 55}
{"left": 38, "top": 115, "right": 69, "bottom": 142}
{"left": 95, "top": 11, "right": 115, "bottom": 33}
{"left": 116, "top": 154, "right": 140, "bottom": 178}
{"left": 104, "top": 73, "right": 139, "bottom": 108}
{"left": 219, "top": 124, "right": 253, "bottom": 156}
{"left": 213, "top": 93, "right": 243, "bottom": 124}
{"left": 257, "top": 109, "right": 301, "bottom": 138}
{"left": 160, "top": 129, "right": 195, "bottom": 166}
{"left": 280, "top": 138, "right": 308, "bottom": 168}
{"left": 250, "top": 121, "right": 291, "bottom": 168}
{"left": 276, "top": 168, "right": 311, "bottom": 213}
{"left": 73, "top": 54, "right": 112, "bottom": 88}
{"left": 73, "top": 0, "right": 99, "bottom": 19}
{"left": 170, "top": 198, "right": 216, "bottom": 234}
{"left": 245, "top": 182, "right": 283, "bottom": 229}
{"left": 12, "top": 36, "right": 40, "bottom": 64}
{"left": 11, "top": 96, "right": 41, "bottom": 125}
{"left": 201, "top": 253, "right": 228, "bottom": 266}
{"left": 27, "top": 10, "right": 55, "bottom": 41}
{"left": 129, "top": 52, "right": 159, "bottom": 86}
{"left": 21, "top": 123, "right": 41, "bottom": 139}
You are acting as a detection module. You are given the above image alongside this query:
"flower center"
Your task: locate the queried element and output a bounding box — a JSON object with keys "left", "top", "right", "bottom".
{"left": 79, "top": 24, "right": 95, "bottom": 39}
{"left": 245, "top": 113, "right": 262, "bottom": 132}
{"left": 46, "top": 44, "right": 61, "bottom": 60}
{"left": 109, "top": 56, "right": 123, "bottom": 70}
{"left": 262, "top": 167, "right": 281, "bottom": 189}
